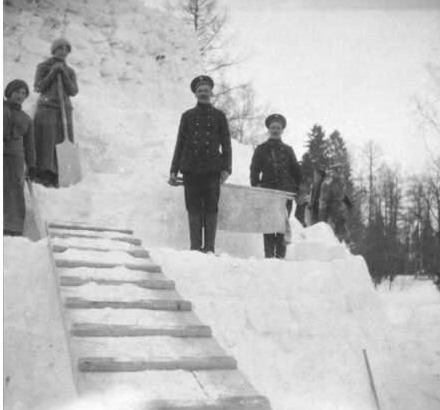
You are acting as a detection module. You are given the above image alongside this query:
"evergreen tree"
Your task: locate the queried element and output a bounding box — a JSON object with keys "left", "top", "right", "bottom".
{"left": 301, "top": 124, "right": 327, "bottom": 187}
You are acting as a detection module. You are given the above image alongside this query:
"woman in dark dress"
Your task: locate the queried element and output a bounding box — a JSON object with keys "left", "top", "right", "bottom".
{"left": 33, "top": 38, "right": 78, "bottom": 187}
{"left": 3, "top": 79, "right": 36, "bottom": 236}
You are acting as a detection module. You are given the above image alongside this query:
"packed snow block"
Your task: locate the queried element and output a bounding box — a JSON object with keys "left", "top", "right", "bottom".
{"left": 3, "top": 238, "right": 77, "bottom": 410}
{"left": 21, "top": 35, "right": 51, "bottom": 56}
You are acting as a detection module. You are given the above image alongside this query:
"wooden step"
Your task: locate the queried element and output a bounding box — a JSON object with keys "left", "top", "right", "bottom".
{"left": 50, "top": 231, "right": 142, "bottom": 246}
{"left": 71, "top": 323, "right": 211, "bottom": 337}
{"left": 55, "top": 259, "right": 161, "bottom": 272}
{"left": 57, "top": 266, "right": 165, "bottom": 281}
{"left": 53, "top": 244, "right": 150, "bottom": 259}
{"left": 66, "top": 309, "right": 207, "bottom": 332}
{"left": 192, "top": 370, "right": 261, "bottom": 400}
{"left": 61, "top": 283, "right": 182, "bottom": 304}
{"left": 65, "top": 297, "right": 191, "bottom": 311}
{"left": 60, "top": 275, "right": 175, "bottom": 290}
{"left": 52, "top": 236, "right": 146, "bottom": 254}
{"left": 71, "top": 336, "right": 225, "bottom": 358}
{"left": 77, "top": 370, "right": 209, "bottom": 398}
{"left": 48, "top": 221, "right": 133, "bottom": 235}
{"left": 147, "top": 396, "right": 271, "bottom": 410}
{"left": 78, "top": 356, "right": 237, "bottom": 372}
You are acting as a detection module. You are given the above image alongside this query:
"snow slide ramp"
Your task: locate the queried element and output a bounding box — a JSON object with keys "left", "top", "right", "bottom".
{"left": 48, "top": 221, "right": 272, "bottom": 410}
{"left": 3, "top": 237, "right": 77, "bottom": 410}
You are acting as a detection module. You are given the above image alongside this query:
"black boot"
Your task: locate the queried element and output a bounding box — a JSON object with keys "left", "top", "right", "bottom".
{"left": 275, "top": 233, "right": 287, "bottom": 259}
{"left": 188, "top": 213, "right": 203, "bottom": 251}
{"left": 263, "top": 234, "right": 276, "bottom": 258}
{"left": 203, "top": 213, "right": 218, "bottom": 253}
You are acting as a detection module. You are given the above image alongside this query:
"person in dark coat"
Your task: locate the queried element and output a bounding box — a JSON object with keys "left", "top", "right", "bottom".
{"left": 169, "top": 75, "right": 232, "bottom": 253}
{"left": 33, "top": 38, "right": 78, "bottom": 187}
{"left": 309, "top": 163, "right": 327, "bottom": 224}
{"left": 309, "top": 161, "right": 350, "bottom": 242}
{"left": 250, "top": 114, "right": 302, "bottom": 258}
{"left": 3, "top": 79, "right": 37, "bottom": 236}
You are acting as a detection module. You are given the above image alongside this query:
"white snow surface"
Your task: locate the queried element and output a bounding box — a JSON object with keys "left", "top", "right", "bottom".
{"left": 3, "top": 1, "right": 440, "bottom": 410}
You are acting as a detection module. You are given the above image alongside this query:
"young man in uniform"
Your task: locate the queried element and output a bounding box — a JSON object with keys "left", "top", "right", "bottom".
{"left": 250, "top": 114, "right": 302, "bottom": 258}
{"left": 169, "top": 75, "right": 232, "bottom": 253}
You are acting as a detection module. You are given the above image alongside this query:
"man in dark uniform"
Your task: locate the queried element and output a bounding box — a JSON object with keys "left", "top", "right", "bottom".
{"left": 250, "top": 114, "right": 302, "bottom": 258}
{"left": 169, "top": 75, "right": 232, "bottom": 253}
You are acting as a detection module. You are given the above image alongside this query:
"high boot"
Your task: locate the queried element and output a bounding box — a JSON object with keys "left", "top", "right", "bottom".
{"left": 188, "top": 213, "right": 203, "bottom": 251}
{"left": 275, "top": 233, "right": 287, "bottom": 259}
{"left": 203, "top": 213, "right": 218, "bottom": 253}
{"left": 263, "top": 234, "right": 276, "bottom": 258}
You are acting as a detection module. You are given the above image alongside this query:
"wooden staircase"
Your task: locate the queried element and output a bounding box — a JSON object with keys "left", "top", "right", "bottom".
{"left": 47, "top": 221, "right": 271, "bottom": 410}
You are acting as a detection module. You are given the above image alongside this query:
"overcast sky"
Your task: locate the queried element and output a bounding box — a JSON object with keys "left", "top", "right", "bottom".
{"left": 219, "top": 0, "right": 440, "bottom": 171}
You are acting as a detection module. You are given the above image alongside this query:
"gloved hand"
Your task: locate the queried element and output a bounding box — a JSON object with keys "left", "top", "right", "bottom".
{"left": 168, "top": 172, "right": 179, "bottom": 186}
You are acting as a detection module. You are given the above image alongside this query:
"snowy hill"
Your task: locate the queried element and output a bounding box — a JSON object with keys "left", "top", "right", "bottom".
{"left": 3, "top": 1, "right": 440, "bottom": 410}
{"left": 4, "top": 0, "right": 259, "bottom": 255}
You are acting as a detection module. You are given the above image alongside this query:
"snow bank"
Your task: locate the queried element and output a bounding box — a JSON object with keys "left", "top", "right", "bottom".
{"left": 151, "top": 244, "right": 439, "bottom": 410}
{"left": 3, "top": 238, "right": 76, "bottom": 410}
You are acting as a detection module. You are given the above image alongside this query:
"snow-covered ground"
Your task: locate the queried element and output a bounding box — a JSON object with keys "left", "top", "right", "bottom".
{"left": 3, "top": 0, "right": 440, "bottom": 409}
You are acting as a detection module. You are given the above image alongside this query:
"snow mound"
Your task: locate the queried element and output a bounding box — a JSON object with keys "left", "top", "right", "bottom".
{"left": 4, "top": 238, "right": 76, "bottom": 410}
{"left": 152, "top": 248, "right": 438, "bottom": 410}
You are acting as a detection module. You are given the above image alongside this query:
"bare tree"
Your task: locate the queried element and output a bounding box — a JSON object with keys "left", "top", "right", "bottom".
{"left": 167, "top": 0, "right": 266, "bottom": 145}
{"left": 362, "top": 140, "right": 382, "bottom": 225}
{"left": 166, "top": 0, "right": 244, "bottom": 73}
{"left": 415, "top": 62, "right": 440, "bottom": 170}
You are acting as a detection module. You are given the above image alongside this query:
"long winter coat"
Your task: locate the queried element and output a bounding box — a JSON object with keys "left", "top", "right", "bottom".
{"left": 3, "top": 101, "right": 36, "bottom": 234}
{"left": 250, "top": 139, "right": 302, "bottom": 193}
{"left": 33, "top": 57, "right": 78, "bottom": 174}
{"left": 170, "top": 103, "right": 232, "bottom": 175}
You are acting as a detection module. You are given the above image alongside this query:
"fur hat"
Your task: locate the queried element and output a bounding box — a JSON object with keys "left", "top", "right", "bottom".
{"left": 190, "top": 75, "right": 214, "bottom": 93}
{"left": 4, "top": 79, "right": 30, "bottom": 99}
{"left": 51, "top": 38, "right": 72, "bottom": 55}
{"left": 265, "top": 114, "right": 287, "bottom": 129}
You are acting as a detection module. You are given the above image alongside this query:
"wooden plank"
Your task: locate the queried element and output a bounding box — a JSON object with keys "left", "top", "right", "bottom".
{"left": 50, "top": 231, "right": 142, "bottom": 246}
{"left": 52, "top": 244, "right": 150, "bottom": 259}
{"left": 147, "top": 395, "right": 271, "bottom": 410}
{"left": 60, "top": 276, "right": 175, "bottom": 290}
{"left": 55, "top": 259, "right": 161, "bottom": 273}
{"left": 65, "top": 297, "right": 191, "bottom": 311}
{"left": 193, "top": 370, "right": 259, "bottom": 399}
{"left": 78, "top": 356, "right": 237, "bottom": 372}
{"left": 48, "top": 221, "right": 133, "bottom": 235}
{"left": 71, "top": 323, "right": 211, "bottom": 338}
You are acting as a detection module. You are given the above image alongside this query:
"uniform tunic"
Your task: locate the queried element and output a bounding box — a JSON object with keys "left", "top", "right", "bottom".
{"left": 33, "top": 57, "right": 78, "bottom": 175}
{"left": 170, "top": 102, "right": 232, "bottom": 214}
{"left": 3, "top": 101, "right": 36, "bottom": 234}
{"left": 170, "top": 102, "right": 232, "bottom": 176}
{"left": 250, "top": 139, "right": 302, "bottom": 193}
{"left": 250, "top": 138, "right": 302, "bottom": 258}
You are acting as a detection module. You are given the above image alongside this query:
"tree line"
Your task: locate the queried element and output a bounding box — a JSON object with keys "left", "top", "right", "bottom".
{"left": 169, "top": 0, "right": 440, "bottom": 285}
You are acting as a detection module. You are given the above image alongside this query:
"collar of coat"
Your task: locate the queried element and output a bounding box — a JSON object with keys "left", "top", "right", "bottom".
{"left": 4, "top": 100, "right": 22, "bottom": 111}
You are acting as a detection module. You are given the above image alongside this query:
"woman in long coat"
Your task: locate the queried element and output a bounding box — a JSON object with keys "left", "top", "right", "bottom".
{"left": 34, "top": 38, "right": 79, "bottom": 187}
{"left": 3, "top": 80, "right": 36, "bottom": 236}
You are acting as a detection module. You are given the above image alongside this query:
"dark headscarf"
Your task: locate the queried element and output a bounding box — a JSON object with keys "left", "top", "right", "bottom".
{"left": 4, "top": 79, "right": 30, "bottom": 100}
